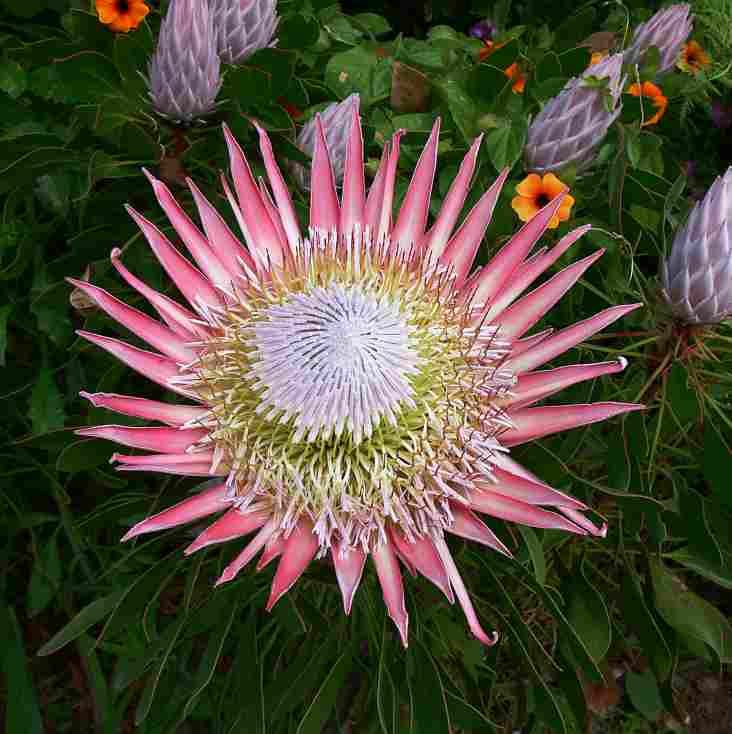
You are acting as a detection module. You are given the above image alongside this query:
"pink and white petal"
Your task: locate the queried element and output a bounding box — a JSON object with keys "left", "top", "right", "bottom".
{"left": 184, "top": 507, "right": 270, "bottom": 555}
{"left": 223, "top": 123, "right": 285, "bottom": 267}
{"left": 468, "top": 489, "right": 587, "bottom": 534}
{"left": 391, "top": 118, "right": 440, "bottom": 257}
{"left": 447, "top": 504, "right": 512, "bottom": 556}
{"left": 483, "top": 225, "right": 589, "bottom": 321}
{"left": 187, "top": 177, "right": 256, "bottom": 276}
{"left": 77, "top": 331, "right": 189, "bottom": 397}
{"left": 109, "top": 249, "right": 206, "bottom": 339}
{"left": 340, "top": 101, "right": 366, "bottom": 236}
{"left": 501, "top": 402, "right": 644, "bottom": 447}
{"left": 215, "top": 518, "right": 278, "bottom": 586}
{"left": 121, "top": 482, "right": 229, "bottom": 541}
{"left": 266, "top": 520, "right": 319, "bottom": 611}
{"left": 503, "top": 357, "right": 628, "bottom": 409}
{"left": 560, "top": 508, "right": 607, "bottom": 537}
{"left": 364, "top": 143, "right": 390, "bottom": 234}
{"left": 376, "top": 130, "right": 405, "bottom": 244}
{"left": 494, "top": 250, "right": 605, "bottom": 339}
{"left": 423, "top": 134, "right": 483, "bottom": 261}
{"left": 389, "top": 528, "right": 454, "bottom": 602}
{"left": 116, "top": 462, "right": 217, "bottom": 476}
{"left": 476, "top": 465, "right": 587, "bottom": 510}
{"left": 125, "top": 207, "right": 222, "bottom": 314}
{"left": 254, "top": 122, "right": 301, "bottom": 252}
{"left": 143, "top": 170, "right": 233, "bottom": 290}
{"left": 257, "top": 533, "right": 286, "bottom": 572}
{"left": 310, "top": 116, "right": 340, "bottom": 234}
{"left": 75, "top": 425, "right": 207, "bottom": 453}
{"left": 111, "top": 451, "right": 215, "bottom": 467}
{"left": 80, "top": 392, "right": 207, "bottom": 427}
{"left": 505, "top": 303, "right": 643, "bottom": 374}
{"left": 372, "top": 539, "right": 409, "bottom": 647}
{"left": 433, "top": 534, "right": 498, "bottom": 646}
{"left": 66, "top": 279, "right": 197, "bottom": 364}
{"left": 441, "top": 168, "right": 508, "bottom": 286}
{"left": 510, "top": 328, "right": 554, "bottom": 358}
{"left": 258, "top": 177, "right": 290, "bottom": 258}
{"left": 331, "top": 542, "right": 367, "bottom": 614}
{"left": 470, "top": 193, "right": 569, "bottom": 307}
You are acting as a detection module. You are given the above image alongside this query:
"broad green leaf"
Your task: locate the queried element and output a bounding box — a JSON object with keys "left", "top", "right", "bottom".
{"left": 0, "top": 60, "right": 27, "bottom": 99}
{"left": 56, "top": 439, "right": 113, "bottom": 474}
{"left": 278, "top": 14, "right": 320, "bottom": 48}
{"left": 1, "top": 606, "right": 42, "bottom": 734}
{"left": 409, "top": 640, "right": 451, "bottom": 734}
{"left": 28, "top": 368, "right": 65, "bottom": 435}
{"left": 566, "top": 564, "right": 612, "bottom": 663}
{"left": 650, "top": 558, "right": 732, "bottom": 663}
{"left": 296, "top": 649, "right": 353, "bottom": 734}
{"left": 666, "top": 363, "right": 698, "bottom": 424}
{"left": 667, "top": 546, "right": 732, "bottom": 590}
{"left": 485, "top": 118, "right": 527, "bottom": 171}
{"left": 37, "top": 591, "right": 125, "bottom": 656}
{"left": 703, "top": 424, "right": 732, "bottom": 508}
{"left": 352, "top": 13, "right": 391, "bottom": 36}
{"left": 324, "top": 46, "right": 391, "bottom": 107}
{"left": 27, "top": 534, "right": 61, "bottom": 616}
{"left": 679, "top": 488, "right": 723, "bottom": 568}
{"left": 626, "top": 669, "right": 663, "bottom": 721}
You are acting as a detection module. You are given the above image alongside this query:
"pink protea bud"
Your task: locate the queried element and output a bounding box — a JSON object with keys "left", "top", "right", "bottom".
{"left": 291, "top": 94, "right": 360, "bottom": 191}
{"left": 662, "top": 167, "right": 732, "bottom": 324}
{"left": 524, "top": 53, "right": 624, "bottom": 175}
{"left": 624, "top": 4, "right": 693, "bottom": 76}
{"left": 148, "top": 0, "right": 222, "bottom": 123}
{"left": 211, "top": 0, "right": 279, "bottom": 65}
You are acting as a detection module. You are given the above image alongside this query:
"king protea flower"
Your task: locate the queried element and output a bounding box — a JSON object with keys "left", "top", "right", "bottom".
{"left": 70, "top": 110, "right": 642, "bottom": 646}
{"left": 210, "top": 0, "right": 279, "bottom": 65}
{"left": 291, "top": 94, "right": 360, "bottom": 191}
{"left": 148, "top": 0, "right": 222, "bottom": 123}
{"left": 662, "top": 166, "right": 732, "bottom": 324}
{"left": 624, "top": 4, "right": 692, "bottom": 76}
{"left": 524, "top": 53, "right": 624, "bottom": 174}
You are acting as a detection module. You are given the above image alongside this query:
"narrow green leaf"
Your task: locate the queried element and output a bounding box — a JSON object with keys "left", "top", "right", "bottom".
{"left": 27, "top": 534, "right": 62, "bottom": 616}
{"left": 0, "top": 304, "right": 11, "bottom": 366}
{"left": 626, "top": 669, "right": 663, "bottom": 721}
{"left": 296, "top": 649, "right": 353, "bottom": 734}
{"left": 28, "top": 368, "right": 65, "bottom": 435}
{"left": 410, "top": 640, "right": 451, "bottom": 734}
{"left": 517, "top": 526, "right": 546, "bottom": 585}
{"left": 566, "top": 563, "right": 612, "bottom": 663}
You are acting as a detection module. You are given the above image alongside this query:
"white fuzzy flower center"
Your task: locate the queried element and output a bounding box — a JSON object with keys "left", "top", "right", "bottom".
{"left": 250, "top": 283, "right": 421, "bottom": 444}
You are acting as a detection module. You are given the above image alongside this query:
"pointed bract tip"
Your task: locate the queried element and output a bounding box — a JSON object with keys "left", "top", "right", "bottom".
{"left": 617, "top": 355, "right": 628, "bottom": 370}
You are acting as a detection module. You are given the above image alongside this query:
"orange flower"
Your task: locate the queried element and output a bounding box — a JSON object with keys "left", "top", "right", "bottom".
{"left": 478, "top": 40, "right": 501, "bottom": 62}
{"left": 96, "top": 0, "right": 149, "bottom": 33}
{"left": 589, "top": 50, "right": 608, "bottom": 67}
{"left": 627, "top": 81, "right": 668, "bottom": 127}
{"left": 504, "top": 62, "right": 526, "bottom": 94}
{"left": 511, "top": 173, "right": 574, "bottom": 229}
{"left": 678, "top": 41, "right": 711, "bottom": 73}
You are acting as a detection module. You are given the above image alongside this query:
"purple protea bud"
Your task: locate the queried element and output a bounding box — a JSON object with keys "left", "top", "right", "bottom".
{"left": 524, "top": 53, "right": 624, "bottom": 174}
{"left": 662, "top": 167, "right": 732, "bottom": 324}
{"left": 210, "top": 0, "right": 279, "bottom": 65}
{"left": 291, "top": 94, "right": 360, "bottom": 191}
{"left": 624, "top": 4, "right": 692, "bottom": 76}
{"left": 469, "top": 19, "right": 497, "bottom": 41}
{"left": 148, "top": 0, "right": 222, "bottom": 124}
{"left": 711, "top": 101, "right": 732, "bottom": 130}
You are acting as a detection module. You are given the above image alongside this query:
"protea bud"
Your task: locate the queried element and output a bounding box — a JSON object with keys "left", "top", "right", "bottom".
{"left": 524, "top": 53, "right": 624, "bottom": 175}
{"left": 148, "top": 0, "right": 222, "bottom": 123}
{"left": 291, "top": 94, "right": 360, "bottom": 191}
{"left": 662, "top": 167, "right": 732, "bottom": 324}
{"left": 469, "top": 19, "right": 497, "bottom": 41}
{"left": 624, "top": 4, "right": 692, "bottom": 76}
{"left": 210, "top": 0, "right": 279, "bottom": 65}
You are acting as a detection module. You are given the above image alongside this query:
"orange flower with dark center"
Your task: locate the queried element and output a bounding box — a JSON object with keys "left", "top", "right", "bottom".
{"left": 511, "top": 173, "right": 574, "bottom": 229}
{"left": 627, "top": 81, "right": 668, "bottom": 127}
{"left": 504, "top": 62, "right": 526, "bottom": 94}
{"left": 678, "top": 41, "right": 711, "bottom": 73}
{"left": 589, "top": 50, "right": 608, "bottom": 67}
{"left": 478, "top": 40, "right": 500, "bottom": 62}
{"left": 96, "top": 0, "right": 149, "bottom": 33}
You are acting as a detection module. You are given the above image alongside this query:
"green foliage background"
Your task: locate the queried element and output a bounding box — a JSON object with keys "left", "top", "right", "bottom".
{"left": 1, "top": 1, "right": 731, "bottom": 732}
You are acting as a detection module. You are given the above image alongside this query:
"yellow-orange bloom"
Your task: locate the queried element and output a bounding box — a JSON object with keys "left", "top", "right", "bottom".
{"left": 96, "top": 0, "right": 149, "bottom": 33}
{"left": 589, "top": 50, "right": 608, "bottom": 67}
{"left": 627, "top": 81, "right": 668, "bottom": 127}
{"left": 504, "top": 62, "right": 526, "bottom": 94}
{"left": 511, "top": 173, "right": 574, "bottom": 229}
{"left": 678, "top": 41, "right": 711, "bottom": 73}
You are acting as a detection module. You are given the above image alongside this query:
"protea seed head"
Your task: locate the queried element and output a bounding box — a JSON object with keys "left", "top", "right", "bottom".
{"left": 70, "top": 109, "right": 642, "bottom": 647}
{"left": 211, "top": 0, "right": 279, "bottom": 65}
{"left": 624, "top": 4, "right": 693, "bottom": 76}
{"left": 662, "top": 166, "right": 732, "bottom": 324}
{"left": 524, "top": 53, "right": 624, "bottom": 175}
{"left": 148, "top": 0, "right": 222, "bottom": 123}
{"left": 291, "top": 94, "right": 360, "bottom": 191}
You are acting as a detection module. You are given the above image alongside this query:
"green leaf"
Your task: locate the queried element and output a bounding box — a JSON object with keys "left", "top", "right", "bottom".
{"left": 485, "top": 117, "right": 527, "bottom": 171}
{"left": 0, "top": 60, "right": 27, "bottom": 99}
{"left": 224, "top": 66, "right": 272, "bottom": 107}
{"left": 325, "top": 46, "right": 391, "bottom": 107}
{"left": 409, "top": 640, "right": 451, "bottom": 734}
{"left": 626, "top": 669, "right": 663, "bottom": 721}
{"left": 618, "top": 565, "right": 673, "bottom": 680}
{"left": 37, "top": 591, "right": 125, "bottom": 656}
{"left": 0, "top": 304, "right": 11, "bottom": 366}
{"left": 566, "top": 563, "right": 612, "bottom": 663}
{"left": 352, "top": 13, "right": 391, "bottom": 36}
{"left": 518, "top": 526, "right": 546, "bottom": 585}
{"left": 278, "top": 14, "right": 320, "bottom": 49}
{"left": 296, "top": 649, "right": 353, "bottom": 734}
{"left": 27, "top": 534, "right": 62, "bottom": 617}
{"left": 650, "top": 558, "right": 732, "bottom": 663}
{"left": 28, "top": 368, "right": 65, "bottom": 435}
{"left": 666, "top": 363, "right": 698, "bottom": 424}
{"left": 666, "top": 547, "right": 732, "bottom": 591}
{"left": 553, "top": 10, "right": 597, "bottom": 51}
{"left": 704, "top": 424, "right": 732, "bottom": 508}
{"left": 469, "top": 63, "right": 512, "bottom": 103}
{"left": 1, "top": 606, "right": 42, "bottom": 734}
{"left": 56, "top": 439, "right": 114, "bottom": 474}
{"left": 679, "top": 488, "right": 723, "bottom": 568}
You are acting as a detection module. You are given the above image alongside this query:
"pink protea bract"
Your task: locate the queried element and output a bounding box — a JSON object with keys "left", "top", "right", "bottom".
{"left": 71, "top": 110, "right": 642, "bottom": 647}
